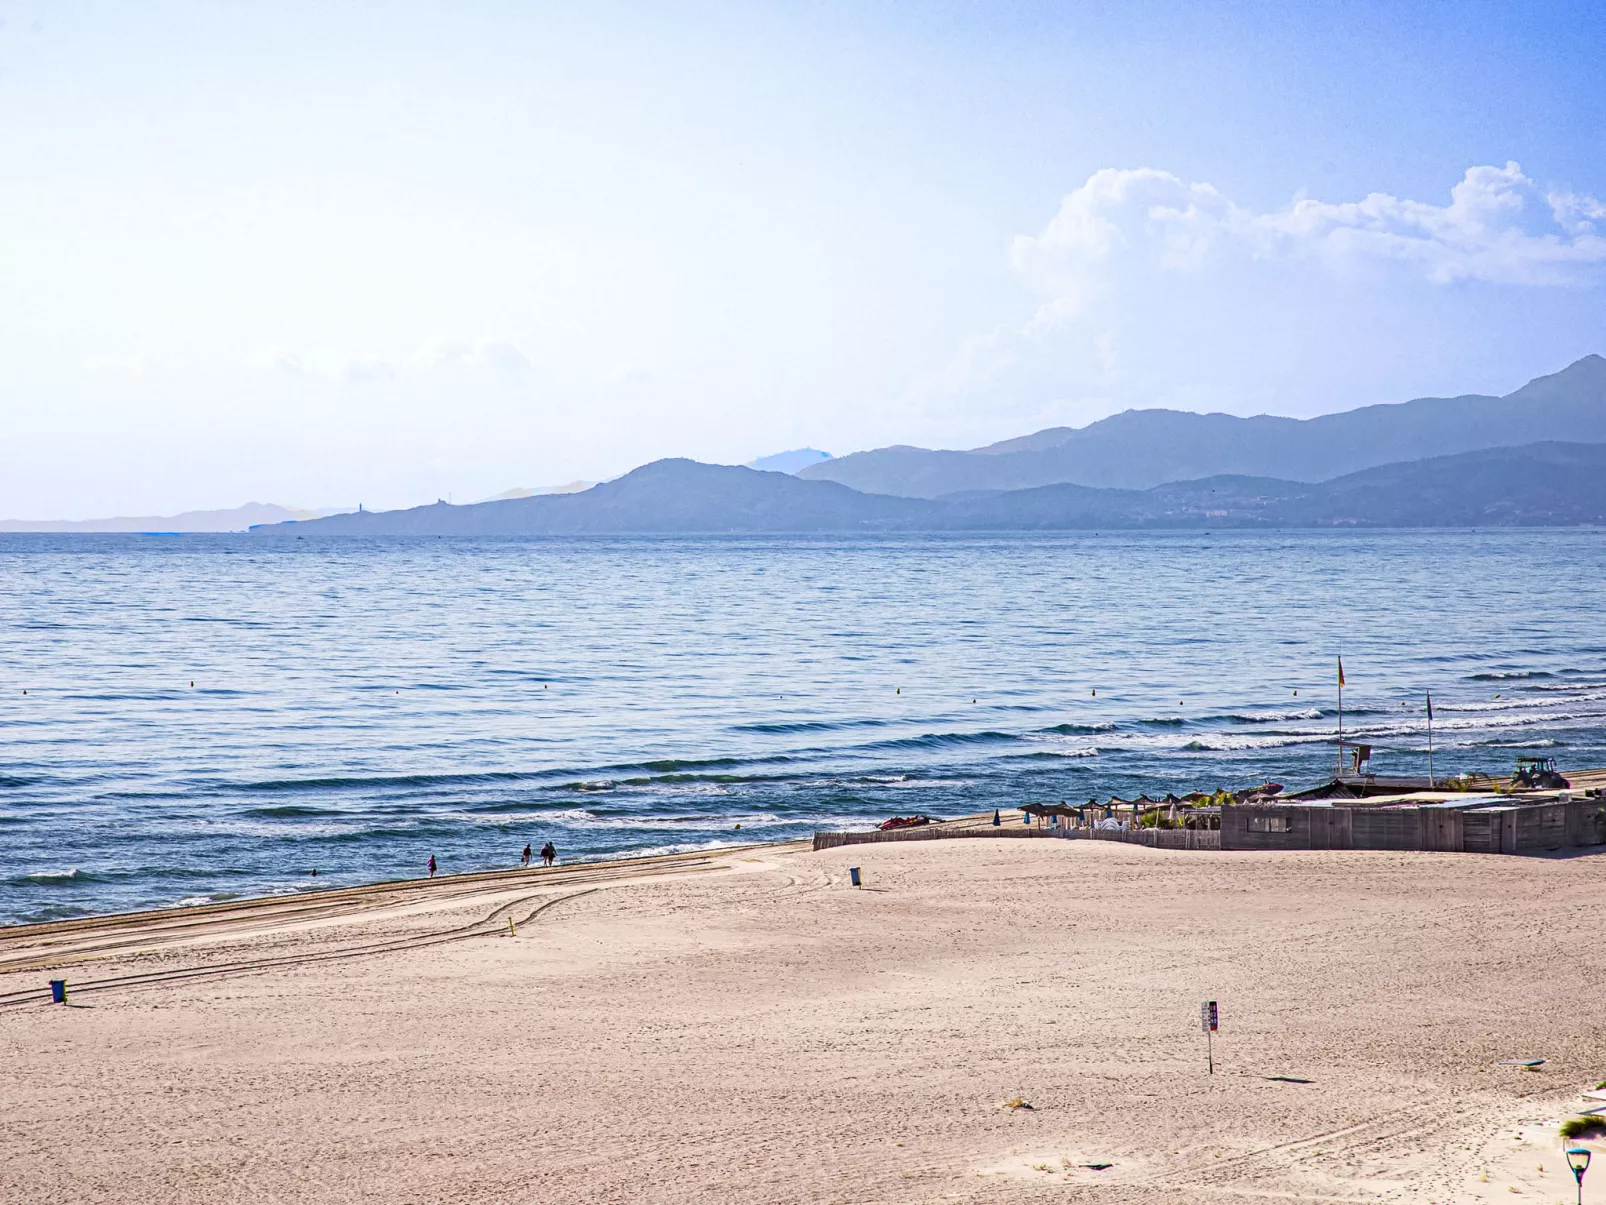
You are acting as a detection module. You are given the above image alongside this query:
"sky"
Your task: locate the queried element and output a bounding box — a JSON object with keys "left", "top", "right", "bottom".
{"left": 2, "top": 0, "right": 1605, "bottom": 517}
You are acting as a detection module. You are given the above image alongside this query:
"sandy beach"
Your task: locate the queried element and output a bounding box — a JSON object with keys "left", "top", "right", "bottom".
{"left": 3, "top": 830, "right": 1603, "bottom": 1204}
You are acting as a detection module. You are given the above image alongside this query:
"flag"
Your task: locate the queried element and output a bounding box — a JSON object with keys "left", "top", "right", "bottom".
{"left": 1426, "top": 692, "right": 1433, "bottom": 721}
{"left": 1337, "top": 657, "right": 1345, "bottom": 689}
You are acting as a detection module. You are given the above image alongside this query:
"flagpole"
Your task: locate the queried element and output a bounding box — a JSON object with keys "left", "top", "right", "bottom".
{"left": 1337, "top": 655, "right": 1345, "bottom": 779}
{"left": 1427, "top": 691, "right": 1434, "bottom": 787}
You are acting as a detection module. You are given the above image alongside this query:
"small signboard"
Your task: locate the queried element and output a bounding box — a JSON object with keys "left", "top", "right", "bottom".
{"left": 1200, "top": 1000, "right": 1218, "bottom": 1074}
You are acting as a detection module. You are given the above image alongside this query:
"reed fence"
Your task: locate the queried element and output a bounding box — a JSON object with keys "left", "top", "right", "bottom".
{"left": 810, "top": 825, "right": 1219, "bottom": 852}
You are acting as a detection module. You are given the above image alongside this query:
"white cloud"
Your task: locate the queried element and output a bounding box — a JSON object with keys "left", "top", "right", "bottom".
{"left": 915, "top": 163, "right": 1606, "bottom": 435}
{"left": 1012, "top": 167, "right": 1235, "bottom": 323}
{"left": 1014, "top": 163, "right": 1606, "bottom": 320}
{"left": 412, "top": 337, "right": 532, "bottom": 383}
{"left": 83, "top": 350, "right": 179, "bottom": 377}
{"left": 249, "top": 338, "right": 531, "bottom": 386}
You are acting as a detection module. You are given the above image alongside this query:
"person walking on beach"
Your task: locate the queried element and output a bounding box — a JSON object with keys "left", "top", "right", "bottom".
{"left": 521, "top": 843, "right": 532, "bottom": 868}
{"left": 540, "top": 841, "right": 556, "bottom": 867}
{"left": 427, "top": 855, "right": 437, "bottom": 878}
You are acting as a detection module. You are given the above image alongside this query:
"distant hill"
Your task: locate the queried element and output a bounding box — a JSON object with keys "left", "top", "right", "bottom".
{"left": 0, "top": 502, "right": 324, "bottom": 533}
{"left": 256, "top": 443, "right": 1606, "bottom": 536}
{"left": 927, "top": 442, "right": 1606, "bottom": 528}
{"left": 263, "top": 459, "right": 926, "bottom": 535}
{"left": 798, "top": 355, "right": 1606, "bottom": 497}
{"left": 474, "top": 481, "right": 595, "bottom": 502}
{"left": 747, "top": 448, "right": 832, "bottom": 473}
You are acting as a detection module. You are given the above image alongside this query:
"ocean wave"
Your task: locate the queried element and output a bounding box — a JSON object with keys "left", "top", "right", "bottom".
{"left": 866, "top": 776, "right": 974, "bottom": 788}
{"left": 1467, "top": 670, "right": 1556, "bottom": 681}
{"left": 20, "top": 867, "right": 91, "bottom": 885}
{"left": 1220, "top": 708, "right": 1327, "bottom": 723}
{"left": 635, "top": 756, "right": 752, "bottom": 773}
{"left": 175, "top": 892, "right": 242, "bottom": 907}
{"left": 729, "top": 718, "right": 889, "bottom": 735}
{"left": 451, "top": 808, "right": 822, "bottom": 832}
{"left": 487, "top": 807, "right": 597, "bottom": 824}
{"left": 311, "top": 823, "right": 465, "bottom": 843}
{"left": 578, "top": 837, "right": 768, "bottom": 861}
{"left": 1182, "top": 734, "right": 1331, "bottom": 752}
{"left": 1038, "top": 722, "right": 1118, "bottom": 735}
{"left": 1434, "top": 691, "right": 1606, "bottom": 714}
{"left": 237, "top": 769, "right": 559, "bottom": 793}
{"left": 616, "top": 772, "right": 800, "bottom": 787}
{"left": 856, "top": 730, "right": 1017, "bottom": 753}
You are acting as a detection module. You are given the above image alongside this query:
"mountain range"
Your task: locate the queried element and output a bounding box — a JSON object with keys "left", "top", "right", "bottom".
{"left": 798, "top": 355, "right": 1606, "bottom": 496}
{"left": 11, "top": 357, "right": 1606, "bottom": 536}
{"left": 258, "top": 441, "right": 1606, "bottom": 535}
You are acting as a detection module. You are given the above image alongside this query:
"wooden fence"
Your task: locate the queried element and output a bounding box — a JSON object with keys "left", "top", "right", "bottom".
{"left": 1220, "top": 798, "right": 1606, "bottom": 853}
{"left": 1056, "top": 826, "right": 1221, "bottom": 850}
{"left": 811, "top": 825, "right": 1220, "bottom": 852}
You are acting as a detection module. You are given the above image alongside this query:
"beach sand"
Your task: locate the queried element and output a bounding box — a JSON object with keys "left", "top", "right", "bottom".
{"left": 2, "top": 833, "right": 1603, "bottom": 1204}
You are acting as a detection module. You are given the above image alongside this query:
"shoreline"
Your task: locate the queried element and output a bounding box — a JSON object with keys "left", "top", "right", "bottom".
{"left": 4, "top": 827, "right": 1603, "bottom": 1203}
{"left": 1, "top": 833, "right": 813, "bottom": 942}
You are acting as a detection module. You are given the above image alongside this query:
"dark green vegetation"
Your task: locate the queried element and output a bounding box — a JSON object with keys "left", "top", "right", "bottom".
{"left": 1559, "top": 1116, "right": 1606, "bottom": 1141}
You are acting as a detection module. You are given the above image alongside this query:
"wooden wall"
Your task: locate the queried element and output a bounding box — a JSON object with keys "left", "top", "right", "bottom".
{"left": 1350, "top": 808, "right": 1423, "bottom": 851}
{"left": 1225, "top": 799, "right": 1606, "bottom": 854}
{"left": 1515, "top": 803, "right": 1568, "bottom": 851}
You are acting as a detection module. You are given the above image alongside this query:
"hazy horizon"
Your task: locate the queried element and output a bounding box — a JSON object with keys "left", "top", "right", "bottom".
{"left": 5, "top": 2, "right": 1605, "bottom": 518}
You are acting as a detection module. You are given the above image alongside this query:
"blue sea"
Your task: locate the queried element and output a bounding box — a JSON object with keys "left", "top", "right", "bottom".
{"left": 5, "top": 529, "right": 1606, "bottom": 925}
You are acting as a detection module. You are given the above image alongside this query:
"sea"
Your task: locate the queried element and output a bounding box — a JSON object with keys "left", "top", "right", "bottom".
{"left": 4, "top": 528, "right": 1606, "bottom": 926}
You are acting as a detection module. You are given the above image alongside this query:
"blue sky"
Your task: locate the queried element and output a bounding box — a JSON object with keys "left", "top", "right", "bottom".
{"left": 2, "top": 0, "right": 1604, "bottom": 515}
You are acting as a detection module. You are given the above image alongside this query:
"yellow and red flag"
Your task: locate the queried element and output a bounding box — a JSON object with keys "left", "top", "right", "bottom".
{"left": 1338, "top": 657, "right": 1345, "bottom": 688}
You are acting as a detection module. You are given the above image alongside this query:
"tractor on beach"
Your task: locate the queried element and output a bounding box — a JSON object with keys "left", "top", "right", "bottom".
{"left": 1511, "top": 755, "right": 1569, "bottom": 790}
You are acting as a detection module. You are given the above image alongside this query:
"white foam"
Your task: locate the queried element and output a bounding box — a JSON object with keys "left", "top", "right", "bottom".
{"left": 27, "top": 867, "right": 80, "bottom": 882}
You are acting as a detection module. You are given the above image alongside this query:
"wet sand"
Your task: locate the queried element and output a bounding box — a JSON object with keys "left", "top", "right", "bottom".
{"left": 2, "top": 831, "right": 1603, "bottom": 1204}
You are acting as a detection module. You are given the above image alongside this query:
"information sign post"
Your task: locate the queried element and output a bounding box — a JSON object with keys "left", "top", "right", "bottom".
{"left": 1200, "top": 1000, "right": 1218, "bottom": 1074}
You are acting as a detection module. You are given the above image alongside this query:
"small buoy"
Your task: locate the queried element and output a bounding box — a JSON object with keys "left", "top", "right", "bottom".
{"left": 1293, "top": 689, "right": 1298, "bottom": 696}
{"left": 190, "top": 681, "right": 194, "bottom": 687}
{"left": 896, "top": 687, "right": 900, "bottom": 694}
{"left": 733, "top": 823, "right": 742, "bottom": 830}
{"left": 1091, "top": 688, "right": 1096, "bottom": 696}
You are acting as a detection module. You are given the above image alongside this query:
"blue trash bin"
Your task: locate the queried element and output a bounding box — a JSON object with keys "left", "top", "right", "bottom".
{"left": 849, "top": 867, "right": 861, "bottom": 887}
{"left": 49, "top": 979, "right": 67, "bottom": 1004}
